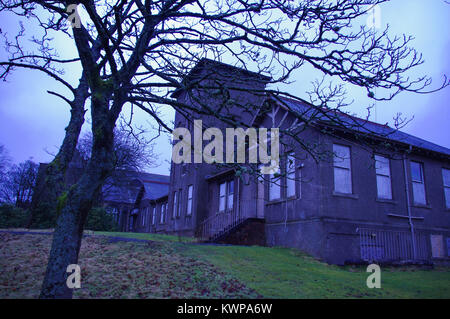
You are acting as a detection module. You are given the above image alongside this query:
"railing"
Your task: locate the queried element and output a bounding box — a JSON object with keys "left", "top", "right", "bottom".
{"left": 199, "top": 208, "right": 246, "bottom": 242}
{"left": 358, "top": 228, "right": 429, "bottom": 262}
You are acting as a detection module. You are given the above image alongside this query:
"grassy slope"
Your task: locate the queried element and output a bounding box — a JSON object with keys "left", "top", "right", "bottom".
{"left": 1, "top": 230, "right": 449, "bottom": 298}
{"left": 183, "top": 244, "right": 450, "bottom": 298}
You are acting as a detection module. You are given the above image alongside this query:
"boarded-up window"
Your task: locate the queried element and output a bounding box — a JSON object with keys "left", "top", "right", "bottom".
{"left": 187, "top": 185, "right": 193, "bottom": 216}
{"left": 411, "top": 161, "right": 426, "bottom": 205}
{"left": 442, "top": 168, "right": 450, "bottom": 208}
{"left": 269, "top": 170, "right": 281, "bottom": 201}
{"left": 333, "top": 144, "right": 352, "bottom": 194}
{"left": 286, "top": 153, "right": 296, "bottom": 198}
{"left": 375, "top": 155, "right": 392, "bottom": 199}
{"left": 430, "top": 234, "right": 444, "bottom": 258}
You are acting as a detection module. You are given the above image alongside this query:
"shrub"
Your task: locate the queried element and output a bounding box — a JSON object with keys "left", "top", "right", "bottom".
{"left": 85, "top": 207, "right": 119, "bottom": 232}
{"left": 0, "top": 204, "right": 29, "bottom": 228}
{"left": 30, "top": 202, "right": 57, "bottom": 229}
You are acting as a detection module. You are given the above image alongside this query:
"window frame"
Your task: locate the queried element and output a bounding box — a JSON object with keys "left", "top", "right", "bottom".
{"left": 333, "top": 144, "right": 353, "bottom": 194}
{"left": 410, "top": 161, "right": 427, "bottom": 205}
{"left": 218, "top": 179, "right": 235, "bottom": 213}
{"left": 374, "top": 154, "right": 393, "bottom": 200}
{"left": 152, "top": 206, "right": 156, "bottom": 225}
{"left": 442, "top": 168, "right": 450, "bottom": 209}
{"left": 286, "top": 153, "right": 296, "bottom": 198}
{"left": 187, "top": 185, "right": 193, "bottom": 216}
{"left": 172, "top": 191, "right": 178, "bottom": 218}
{"left": 269, "top": 170, "right": 281, "bottom": 201}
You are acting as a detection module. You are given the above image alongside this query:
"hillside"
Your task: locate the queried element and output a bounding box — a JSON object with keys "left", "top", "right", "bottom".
{"left": 1, "top": 230, "right": 449, "bottom": 298}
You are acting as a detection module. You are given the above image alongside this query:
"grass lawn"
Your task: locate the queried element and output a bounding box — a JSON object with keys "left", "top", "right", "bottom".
{"left": 0, "top": 230, "right": 449, "bottom": 298}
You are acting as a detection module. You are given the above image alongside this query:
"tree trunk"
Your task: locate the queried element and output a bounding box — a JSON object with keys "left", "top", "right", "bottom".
{"left": 40, "top": 94, "right": 116, "bottom": 298}
{"left": 28, "top": 79, "right": 88, "bottom": 228}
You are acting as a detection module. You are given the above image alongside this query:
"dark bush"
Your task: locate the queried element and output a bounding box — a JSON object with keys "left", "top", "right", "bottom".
{"left": 30, "top": 202, "right": 57, "bottom": 229}
{"left": 0, "top": 204, "right": 29, "bottom": 228}
{"left": 85, "top": 207, "right": 119, "bottom": 232}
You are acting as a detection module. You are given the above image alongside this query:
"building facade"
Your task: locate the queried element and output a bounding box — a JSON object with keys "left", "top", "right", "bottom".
{"left": 150, "top": 59, "right": 450, "bottom": 265}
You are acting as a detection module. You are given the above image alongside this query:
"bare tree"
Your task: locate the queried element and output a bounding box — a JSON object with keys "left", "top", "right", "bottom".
{"left": 0, "top": 0, "right": 448, "bottom": 298}
{"left": 0, "top": 159, "right": 39, "bottom": 207}
{"left": 0, "top": 144, "right": 12, "bottom": 203}
{"left": 77, "top": 123, "right": 157, "bottom": 172}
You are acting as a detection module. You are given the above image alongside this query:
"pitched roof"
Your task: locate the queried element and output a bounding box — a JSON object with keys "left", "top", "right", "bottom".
{"left": 102, "top": 170, "right": 169, "bottom": 204}
{"left": 171, "top": 58, "right": 271, "bottom": 98}
{"left": 274, "top": 96, "right": 450, "bottom": 157}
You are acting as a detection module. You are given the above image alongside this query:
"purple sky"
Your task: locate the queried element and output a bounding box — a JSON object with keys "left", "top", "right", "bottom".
{"left": 0, "top": 0, "right": 449, "bottom": 176}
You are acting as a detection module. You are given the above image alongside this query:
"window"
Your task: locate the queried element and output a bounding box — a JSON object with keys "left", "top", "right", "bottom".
{"left": 177, "top": 189, "right": 182, "bottom": 217}
{"left": 141, "top": 208, "right": 147, "bottom": 227}
{"left": 160, "top": 203, "right": 166, "bottom": 224}
{"left": 173, "top": 191, "right": 178, "bottom": 218}
{"left": 443, "top": 169, "right": 450, "bottom": 208}
{"left": 269, "top": 170, "right": 281, "bottom": 201}
{"left": 411, "top": 161, "right": 426, "bottom": 205}
{"left": 375, "top": 155, "right": 392, "bottom": 199}
{"left": 228, "top": 181, "right": 234, "bottom": 211}
{"left": 152, "top": 207, "right": 156, "bottom": 225}
{"left": 219, "top": 180, "right": 234, "bottom": 213}
{"left": 333, "top": 144, "right": 352, "bottom": 194}
{"left": 286, "top": 153, "right": 296, "bottom": 198}
{"left": 187, "top": 185, "right": 193, "bottom": 216}
{"left": 219, "top": 182, "right": 226, "bottom": 212}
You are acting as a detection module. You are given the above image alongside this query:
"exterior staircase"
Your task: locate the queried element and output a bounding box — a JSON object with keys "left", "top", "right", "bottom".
{"left": 198, "top": 209, "right": 265, "bottom": 245}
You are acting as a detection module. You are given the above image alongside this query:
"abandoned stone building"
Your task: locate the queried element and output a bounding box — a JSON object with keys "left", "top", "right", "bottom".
{"left": 133, "top": 59, "right": 450, "bottom": 265}
{"left": 35, "top": 59, "right": 450, "bottom": 265}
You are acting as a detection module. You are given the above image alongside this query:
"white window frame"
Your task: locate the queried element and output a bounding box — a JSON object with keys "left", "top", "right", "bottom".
{"left": 411, "top": 161, "right": 426, "bottom": 205}
{"left": 333, "top": 144, "right": 352, "bottom": 194}
{"left": 152, "top": 207, "right": 156, "bottom": 225}
{"left": 219, "top": 180, "right": 234, "bottom": 213}
{"left": 375, "top": 155, "right": 392, "bottom": 200}
{"left": 160, "top": 203, "right": 166, "bottom": 224}
{"left": 219, "top": 182, "right": 226, "bottom": 212}
{"left": 187, "top": 185, "right": 193, "bottom": 216}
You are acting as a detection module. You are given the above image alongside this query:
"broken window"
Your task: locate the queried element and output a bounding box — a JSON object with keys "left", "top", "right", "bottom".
{"left": 333, "top": 144, "right": 352, "bottom": 194}
{"left": 375, "top": 155, "right": 392, "bottom": 199}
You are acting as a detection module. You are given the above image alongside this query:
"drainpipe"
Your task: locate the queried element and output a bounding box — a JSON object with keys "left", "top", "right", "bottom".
{"left": 403, "top": 150, "right": 417, "bottom": 260}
